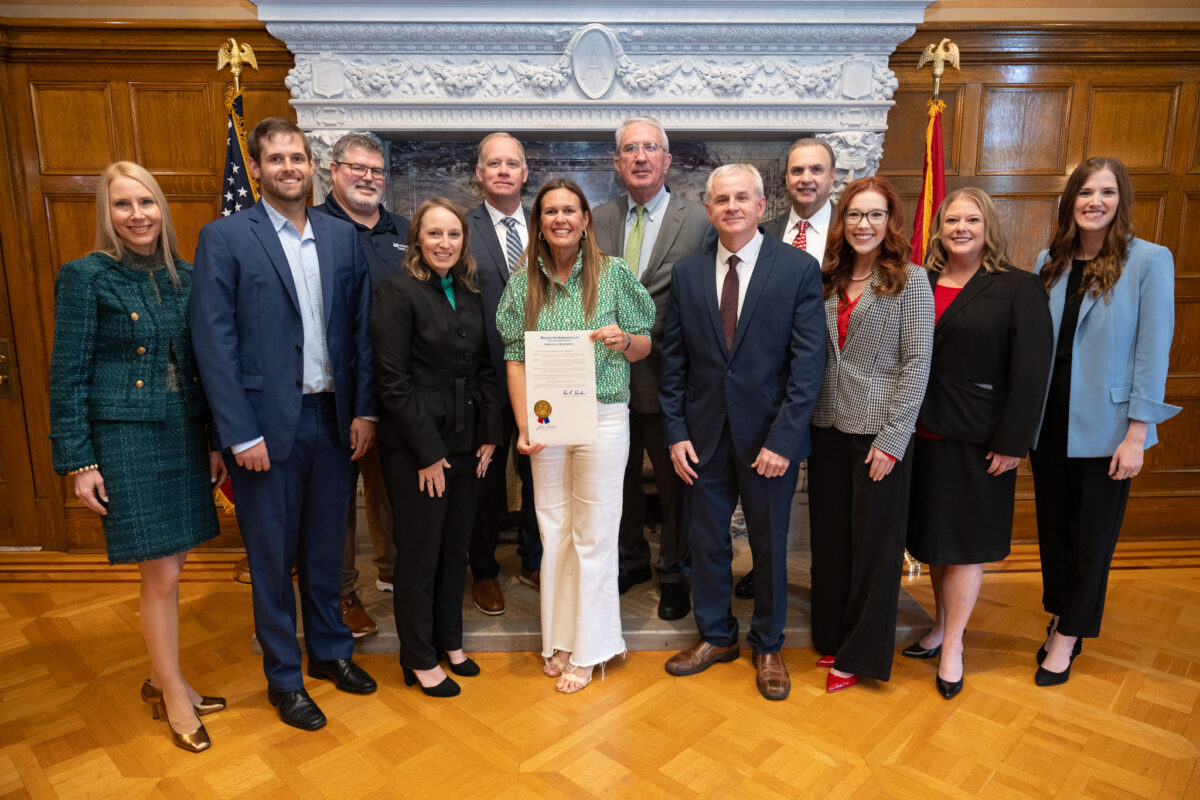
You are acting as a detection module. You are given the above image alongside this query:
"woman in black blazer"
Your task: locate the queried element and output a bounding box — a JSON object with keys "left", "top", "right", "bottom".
{"left": 371, "top": 198, "right": 501, "bottom": 698}
{"left": 903, "top": 188, "right": 1053, "bottom": 698}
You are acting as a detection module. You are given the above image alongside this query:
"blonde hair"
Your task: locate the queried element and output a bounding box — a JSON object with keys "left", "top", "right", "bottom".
{"left": 93, "top": 161, "right": 181, "bottom": 287}
{"left": 925, "top": 187, "right": 1011, "bottom": 274}
{"left": 403, "top": 198, "right": 478, "bottom": 291}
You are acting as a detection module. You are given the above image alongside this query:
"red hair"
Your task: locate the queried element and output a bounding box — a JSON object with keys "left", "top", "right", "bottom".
{"left": 822, "top": 175, "right": 911, "bottom": 298}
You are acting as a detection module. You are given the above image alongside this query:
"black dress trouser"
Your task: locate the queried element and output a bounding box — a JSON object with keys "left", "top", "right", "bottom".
{"left": 381, "top": 444, "right": 480, "bottom": 670}
{"left": 807, "top": 426, "right": 913, "bottom": 681}
{"left": 1029, "top": 442, "right": 1131, "bottom": 639}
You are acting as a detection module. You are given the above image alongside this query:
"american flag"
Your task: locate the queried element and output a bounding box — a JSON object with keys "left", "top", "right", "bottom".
{"left": 220, "top": 87, "right": 258, "bottom": 217}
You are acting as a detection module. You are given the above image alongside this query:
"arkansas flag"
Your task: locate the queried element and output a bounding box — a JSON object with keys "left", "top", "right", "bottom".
{"left": 910, "top": 99, "right": 946, "bottom": 266}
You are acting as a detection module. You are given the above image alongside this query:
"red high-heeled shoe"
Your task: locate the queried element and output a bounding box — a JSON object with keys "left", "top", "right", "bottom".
{"left": 826, "top": 672, "right": 858, "bottom": 693}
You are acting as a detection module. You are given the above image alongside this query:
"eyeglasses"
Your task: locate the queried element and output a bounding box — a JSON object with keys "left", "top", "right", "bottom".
{"left": 619, "top": 142, "right": 663, "bottom": 156}
{"left": 332, "top": 161, "right": 386, "bottom": 179}
{"left": 844, "top": 210, "right": 889, "bottom": 225}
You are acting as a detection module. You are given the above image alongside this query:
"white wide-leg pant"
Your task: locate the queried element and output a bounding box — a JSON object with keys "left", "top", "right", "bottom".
{"left": 530, "top": 402, "right": 629, "bottom": 668}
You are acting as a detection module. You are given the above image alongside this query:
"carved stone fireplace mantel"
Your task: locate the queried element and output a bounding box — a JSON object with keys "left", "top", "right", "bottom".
{"left": 253, "top": 1, "right": 933, "bottom": 189}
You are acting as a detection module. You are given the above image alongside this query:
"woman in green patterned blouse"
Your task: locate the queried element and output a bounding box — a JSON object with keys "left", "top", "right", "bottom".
{"left": 496, "top": 177, "right": 655, "bottom": 694}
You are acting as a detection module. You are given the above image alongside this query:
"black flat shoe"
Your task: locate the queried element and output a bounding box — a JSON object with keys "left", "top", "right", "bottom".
{"left": 734, "top": 570, "right": 755, "bottom": 600}
{"left": 658, "top": 582, "right": 691, "bottom": 621}
{"left": 443, "top": 653, "right": 481, "bottom": 677}
{"left": 403, "top": 667, "right": 461, "bottom": 697}
{"left": 936, "top": 674, "right": 963, "bottom": 699}
{"left": 307, "top": 657, "right": 377, "bottom": 694}
{"left": 268, "top": 688, "right": 327, "bottom": 730}
{"left": 901, "top": 640, "right": 941, "bottom": 659}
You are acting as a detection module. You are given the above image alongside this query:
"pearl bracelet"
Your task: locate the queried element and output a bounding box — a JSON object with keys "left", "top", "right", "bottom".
{"left": 68, "top": 464, "right": 99, "bottom": 476}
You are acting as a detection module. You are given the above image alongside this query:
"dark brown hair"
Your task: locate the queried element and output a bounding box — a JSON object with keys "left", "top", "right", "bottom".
{"left": 1040, "top": 157, "right": 1134, "bottom": 299}
{"left": 822, "top": 175, "right": 911, "bottom": 298}
{"left": 247, "top": 117, "right": 311, "bottom": 164}
{"left": 522, "top": 178, "right": 606, "bottom": 329}
{"left": 403, "top": 197, "right": 478, "bottom": 291}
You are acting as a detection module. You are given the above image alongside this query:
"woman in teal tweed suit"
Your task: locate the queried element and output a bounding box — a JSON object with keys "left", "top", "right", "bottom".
{"left": 49, "top": 162, "right": 225, "bottom": 752}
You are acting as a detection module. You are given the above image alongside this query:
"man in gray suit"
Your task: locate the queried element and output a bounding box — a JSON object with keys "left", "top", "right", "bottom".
{"left": 593, "top": 116, "right": 710, "bottom": 620}
{"left": 466, "top": 132, "right": 541, "bottom": 616}
{"left": 737, "top": 136, "right": 836, "bottom": 601}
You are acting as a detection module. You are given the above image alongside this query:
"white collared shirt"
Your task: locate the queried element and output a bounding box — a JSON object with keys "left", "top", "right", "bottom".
{"left": 621, "top": 185, "right": 670, "bottom": 279}
{"left": 715, "top": 230, "right": 764, "bottom": 318}
{"left": 484, "top": 200, "right": 528, "bottom": 254}
{"left": 783, "top": 199, "right": 832, "bottom": 266}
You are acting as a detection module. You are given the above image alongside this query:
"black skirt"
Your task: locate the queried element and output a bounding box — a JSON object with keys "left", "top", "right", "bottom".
{"left": 907, "top": 436, "right": 1015, "bottom": 565}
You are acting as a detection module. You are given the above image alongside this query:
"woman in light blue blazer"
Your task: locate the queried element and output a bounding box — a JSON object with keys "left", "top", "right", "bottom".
{"left": 1030, "top": 157, "right": 1179, "bottom": 687}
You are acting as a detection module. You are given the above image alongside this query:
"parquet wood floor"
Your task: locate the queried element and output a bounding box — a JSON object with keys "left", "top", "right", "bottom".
{"left": 2, "top": 542, "right": 1199, "bottom": 799}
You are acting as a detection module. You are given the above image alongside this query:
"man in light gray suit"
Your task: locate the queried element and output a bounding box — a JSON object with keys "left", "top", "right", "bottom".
{"left": 466, "top": 132, "right": 541, "bottom": 617}
{"left": 737, "top": 136, "right": 837, "bottom": 601}
{"left": 593, "top": 116, "right": 710, "bottom": 620}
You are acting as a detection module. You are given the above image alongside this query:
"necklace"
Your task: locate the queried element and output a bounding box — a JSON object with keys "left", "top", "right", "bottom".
{"left": 849, "top": 273, "right": 871, "bottom": 282}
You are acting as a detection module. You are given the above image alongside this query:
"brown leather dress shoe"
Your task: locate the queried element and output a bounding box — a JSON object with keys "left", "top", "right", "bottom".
{"left": 752, "top": 651, "right": 790, "bottom": 700}
{"left": 472, "top": 577, "right": 506, "bottom": 615}
{"left": 665, "top": 640, "right": 740, "bottom": 676}
{"left": 340, "top": 590, "right": 378, "bottom": 637}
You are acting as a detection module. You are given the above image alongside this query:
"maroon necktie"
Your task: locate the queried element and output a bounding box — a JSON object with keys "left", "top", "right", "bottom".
{"left": 720, "top": 254, "right": 740, "bottom": 351}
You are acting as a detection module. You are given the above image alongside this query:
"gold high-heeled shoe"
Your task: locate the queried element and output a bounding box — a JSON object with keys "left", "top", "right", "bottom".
{"left": 141, "top": 682, "right": 211, "bottom": 752}
{"left": 141, "top": 680, "right": 226, "bottom": 716}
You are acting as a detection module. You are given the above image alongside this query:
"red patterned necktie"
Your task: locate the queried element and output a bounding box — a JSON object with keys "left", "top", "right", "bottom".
{"left": 791, "top": 219, "right": 809, "bottom": 251}
{"left": 720, "top": 254, "right": 740, "bottom": 351}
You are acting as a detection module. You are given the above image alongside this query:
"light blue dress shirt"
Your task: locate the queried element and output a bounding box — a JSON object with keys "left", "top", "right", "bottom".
{"left": 232, "top": 201, "right": 333, "bottom": 454}
{"left": 622, "top": 185, "right": 670, "bottom": 279}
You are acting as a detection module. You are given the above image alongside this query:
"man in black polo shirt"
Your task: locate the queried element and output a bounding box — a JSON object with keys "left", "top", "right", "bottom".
{"left": 314, "top": 131, "right": 410, "bottom": 637}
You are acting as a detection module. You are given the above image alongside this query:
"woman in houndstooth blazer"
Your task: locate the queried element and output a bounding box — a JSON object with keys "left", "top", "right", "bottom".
{"left": 807, "top": 176, "right": 935, "bottom": 693}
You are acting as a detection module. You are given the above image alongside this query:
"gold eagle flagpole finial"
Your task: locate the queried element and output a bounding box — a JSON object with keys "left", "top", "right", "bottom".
{"left": 217, "top": 38, "right": 258, "bottom": 94}
{"left": 916, "top": 37, "right": 960, "bottom": 99}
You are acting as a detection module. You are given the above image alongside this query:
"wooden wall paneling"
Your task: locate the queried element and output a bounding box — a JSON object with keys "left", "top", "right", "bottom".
{"left": 879, "top": 87, "right": 963, "bottom": 175}
{"left": 989, "top": 194, "right": 1059, "bottom": 270}
{"left": 1190, "top": 83, "right": 1200, "bottom": 173}
{"left": 0, "top": 19, "right": 297, "bottom": 553}
{"left": 977, "top": 84, "right": 1072, "bottom": 174}
{"left": 0, "top": 103, "right": 39, "bottom": 546}
{"left": 1132, "top": 192, "right": 1166, "bottom": 245}
{"left": 1085, "top": 85, "right": 1180, "bottom": 172}
{"left": 1177, "top": 193, "right": 1200, "bottom": 296}
{"left": 130, "top": 82, "right": 215, "bottom": 174}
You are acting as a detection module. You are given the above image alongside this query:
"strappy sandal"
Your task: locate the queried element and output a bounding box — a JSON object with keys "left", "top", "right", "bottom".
{"left": 543, "top": 651, "right": 568, "bottom": 678}
{"left": 555, "top": 662, "right": 594, "bottom": 694}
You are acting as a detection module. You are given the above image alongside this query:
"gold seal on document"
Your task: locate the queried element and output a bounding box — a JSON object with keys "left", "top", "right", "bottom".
{"left": 533, "top": 400, "right": 552, "bottom": 418}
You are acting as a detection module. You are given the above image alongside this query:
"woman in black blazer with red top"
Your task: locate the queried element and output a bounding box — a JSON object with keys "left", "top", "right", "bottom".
{"left": 371, "top": 197, "right": 501, "bottom": 698}
{"left": 903, "top": 188, "right": 1053, "bottom": 699}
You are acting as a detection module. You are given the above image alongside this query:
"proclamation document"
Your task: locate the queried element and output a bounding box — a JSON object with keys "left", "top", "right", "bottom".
{"left": 525, "top": 330, "right": 598, "bottom": 446}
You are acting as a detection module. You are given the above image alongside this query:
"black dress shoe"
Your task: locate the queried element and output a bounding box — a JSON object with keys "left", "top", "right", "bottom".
{"left": 1034, "top": 662, "right": 1071, "bottom": 686}
{"left": 936, "top": 674, "right": 963, "bottom": 699}
{"left": 734, "top": 570, "right": 755, "bottom": 600}
{"left": 901, "top": 640, "right": 942, "bottom": 659}
{"left": 403, "top": 667, "right": 461, "bottom": 697}
{"left": 268, "top": 689, "right": 326, "bottom": 731}
{"left": 658, "top": 583, "right": 691, "bottom": 621}
{"left": 1036, "top": 637, "right": 1082, "bottom": 665}
{"left": 307, "top": 657, "right": 377, "bottom": 694}
{"left": 443, "top": 653, "right": 481, "bottom": 677}
{"left": 617, "top": 566, "right": 652, "bottom": 595}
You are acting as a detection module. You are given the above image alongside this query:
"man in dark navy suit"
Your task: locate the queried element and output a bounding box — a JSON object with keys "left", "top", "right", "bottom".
{"left": 465, "top": 132, "right": 542, "bottom": 616}
{"left": 659, "top": 164, "right": 825, "bottom": 701}
{"left": 314, "top": 131, "right": 411, "bottom": 639}
{"left": 192, "top": 118, "right": 378, "bottom": 731}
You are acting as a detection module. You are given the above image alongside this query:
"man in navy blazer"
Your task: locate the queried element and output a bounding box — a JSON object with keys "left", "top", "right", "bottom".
{"left": 659, "top": 164, "right": 825, "bottom": 700}
{"left": 465, "top": 132, "right": 542, "bottom": 616}
{"left": 191, "top": 118, "right": 379, "bottom": 731}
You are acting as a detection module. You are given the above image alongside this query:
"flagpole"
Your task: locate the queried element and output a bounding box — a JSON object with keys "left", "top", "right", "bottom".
{"left": 904, "top": 39, "right": 960, "bottom": 579}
